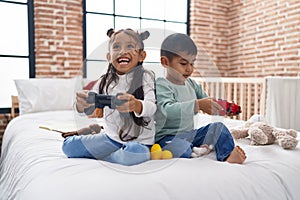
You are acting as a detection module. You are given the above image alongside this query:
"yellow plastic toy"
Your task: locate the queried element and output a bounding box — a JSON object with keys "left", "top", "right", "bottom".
{"left": 150, "top": 144, "right": 173, "bottom": 160}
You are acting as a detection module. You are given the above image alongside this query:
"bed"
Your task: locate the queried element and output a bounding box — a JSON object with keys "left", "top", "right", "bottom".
{"left": 1, "top": 77, "right": 300, "bottom": 200}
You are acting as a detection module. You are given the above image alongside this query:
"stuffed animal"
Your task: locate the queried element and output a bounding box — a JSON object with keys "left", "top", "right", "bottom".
{"left": 40, "top": 124, "right": 103, "bottom": 138}
{"left": 61, "top": 124, "right": 103, "bottom": 138}
{"left": 230, "top": 115, "right": 298, "bottom": 150}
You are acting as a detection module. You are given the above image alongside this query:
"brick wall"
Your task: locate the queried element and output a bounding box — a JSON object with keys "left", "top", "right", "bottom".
{"left": 190, "top": 0, "right": 300, "bottom": 77}
{"left": 0, "top": 115, "right": 10, "bottom": 150}
{"left": 190, "top": 0, "right": 231, "bottom": 77}
{"left": 34, "top": 0, "right": 83, "bottom": 78}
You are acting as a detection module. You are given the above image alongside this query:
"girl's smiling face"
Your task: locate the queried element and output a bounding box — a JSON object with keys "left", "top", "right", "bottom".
{"left": 106, "top": 32, "right": 146, "bottom": 75}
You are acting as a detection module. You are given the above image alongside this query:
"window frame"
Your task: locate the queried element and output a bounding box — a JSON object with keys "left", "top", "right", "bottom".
{"left": 0, "top": 0, "right": 35, "bottom": 114}
{"left": 82, "top": 0, "right": 190, "bottom": 78}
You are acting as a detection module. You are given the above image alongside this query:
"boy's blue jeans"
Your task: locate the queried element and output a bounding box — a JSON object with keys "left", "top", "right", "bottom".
{"left": 157, "top": 122, "right": 234, "bottom": 161}
{"left": 62, "top": 133, "right": 150, "bottom": 166}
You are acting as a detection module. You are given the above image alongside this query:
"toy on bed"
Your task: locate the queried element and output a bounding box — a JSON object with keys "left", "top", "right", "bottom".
{"left": 230, "top": 115, "right": 298, "bottom": 149}
{"left": 40, "top": 124, "right": 103, "bottom": 138}
{"left": 61, "top": 124, "right": 103, "bottom": 138}
{"left": 150, "top": 144, "right": 173, "bottom": 160}
{"left": 216, "top": 99, "right": 241, "bottom": 116}
{"left": 191, "top": 144, "right": 214, "bottom": 158}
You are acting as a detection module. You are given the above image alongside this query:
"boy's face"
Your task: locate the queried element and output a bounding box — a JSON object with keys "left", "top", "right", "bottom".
{"left": 161, "top": 52, "right": 196, "bottom": 84}
{"left": 106, "top": 32, "right": 146, "bottom": 75}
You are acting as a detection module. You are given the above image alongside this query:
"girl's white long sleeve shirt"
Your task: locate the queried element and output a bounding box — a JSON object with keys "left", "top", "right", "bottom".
{"left": 92, "top": 71, "right": 156, "bottom": 145}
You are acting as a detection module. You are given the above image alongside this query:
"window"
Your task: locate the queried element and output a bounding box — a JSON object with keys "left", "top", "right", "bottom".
{"left": 0, "top": 0, "right": 34, "bottom": 113}
{"left": 83, "top": 0, "right": 189, "bottom": 80}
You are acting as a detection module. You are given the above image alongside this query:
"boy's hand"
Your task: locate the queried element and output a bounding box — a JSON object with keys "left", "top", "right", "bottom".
{"left": 115, "top": 93, "right": 142, "bottom": 115}
{"left": 196, "top": 97, "right": 224, "bottom": 115}
{"left": 76, "top": 90, "right": 92, "bottom": 113}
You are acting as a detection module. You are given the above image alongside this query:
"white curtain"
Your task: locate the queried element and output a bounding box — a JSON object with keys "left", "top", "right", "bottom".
{"left": 266, "top": 76, "right": 300, "bottom": 131}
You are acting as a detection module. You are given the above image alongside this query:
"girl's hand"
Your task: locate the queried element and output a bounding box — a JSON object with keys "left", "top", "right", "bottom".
{"left": 115, "top": 93, "right": 143, "bottom": 115}
{"left": 196, "top": 97, "right": 224, "bottom": 115}
{"left": 76, "top": 90, "right": 92, "bottom": 113}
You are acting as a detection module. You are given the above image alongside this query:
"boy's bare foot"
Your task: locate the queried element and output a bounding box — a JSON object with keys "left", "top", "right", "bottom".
{"left": 226, "top": 146, "right": 246, "bottom": 164}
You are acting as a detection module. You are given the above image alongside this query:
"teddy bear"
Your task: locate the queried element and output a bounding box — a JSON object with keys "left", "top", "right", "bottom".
{"left": 230, "top": 115, "right": 298, "bottom": 150}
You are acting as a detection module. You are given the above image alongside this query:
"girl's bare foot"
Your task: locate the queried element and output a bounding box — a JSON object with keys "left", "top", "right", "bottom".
{"left": 226, "top": 146, "right": 246, "bottom": 164}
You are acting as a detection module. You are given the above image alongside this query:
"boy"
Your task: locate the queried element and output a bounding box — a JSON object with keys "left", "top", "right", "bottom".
{"left": 155, "top": 33, "right": 246, "bottom": 164}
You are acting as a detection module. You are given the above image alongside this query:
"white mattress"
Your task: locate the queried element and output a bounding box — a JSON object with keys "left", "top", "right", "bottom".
{"left": 1, "top": 110, "right": 300, "bottom": 200}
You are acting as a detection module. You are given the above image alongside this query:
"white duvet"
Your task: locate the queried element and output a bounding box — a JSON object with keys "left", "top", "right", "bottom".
{"left": 1, "top": 111, "right": 300, "bottom": 200}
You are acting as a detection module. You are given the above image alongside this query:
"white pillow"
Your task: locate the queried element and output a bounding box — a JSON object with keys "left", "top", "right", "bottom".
{"left": 14, "top": 77, "right": 82, "bottom": 115}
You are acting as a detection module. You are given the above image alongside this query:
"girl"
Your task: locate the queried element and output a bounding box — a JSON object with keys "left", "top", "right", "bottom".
{"left": 62, "top": 28, "right": 156, "bottom": 166}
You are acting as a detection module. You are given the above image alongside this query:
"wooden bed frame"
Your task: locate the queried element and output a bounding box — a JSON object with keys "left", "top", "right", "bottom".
{"left": 192, "top": 77, "right": 266, "bottom": 121}
{"left": 11, "top": 95, "right": 19, "bottom": 119}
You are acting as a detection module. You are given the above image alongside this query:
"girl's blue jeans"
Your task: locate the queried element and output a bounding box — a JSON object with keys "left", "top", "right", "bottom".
{"left": 62, "top": 133, "right": 150, "bottom": 166}
{"left": 157, "top": 122, "right": 234, "bottom": 161}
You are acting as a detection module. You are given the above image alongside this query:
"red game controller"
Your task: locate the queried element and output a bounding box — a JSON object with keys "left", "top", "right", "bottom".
{"left": 216, "top": 99, "right": 241, "bottom": 116}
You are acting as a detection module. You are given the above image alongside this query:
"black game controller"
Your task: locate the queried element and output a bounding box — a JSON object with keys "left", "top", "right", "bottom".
{"left": 84, "top": 92, "right": 128, "bottom": 115}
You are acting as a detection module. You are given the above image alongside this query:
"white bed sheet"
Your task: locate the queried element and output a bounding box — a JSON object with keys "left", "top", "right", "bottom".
{"left": 1, "top": 111, "right": 300, "bottom": 200}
